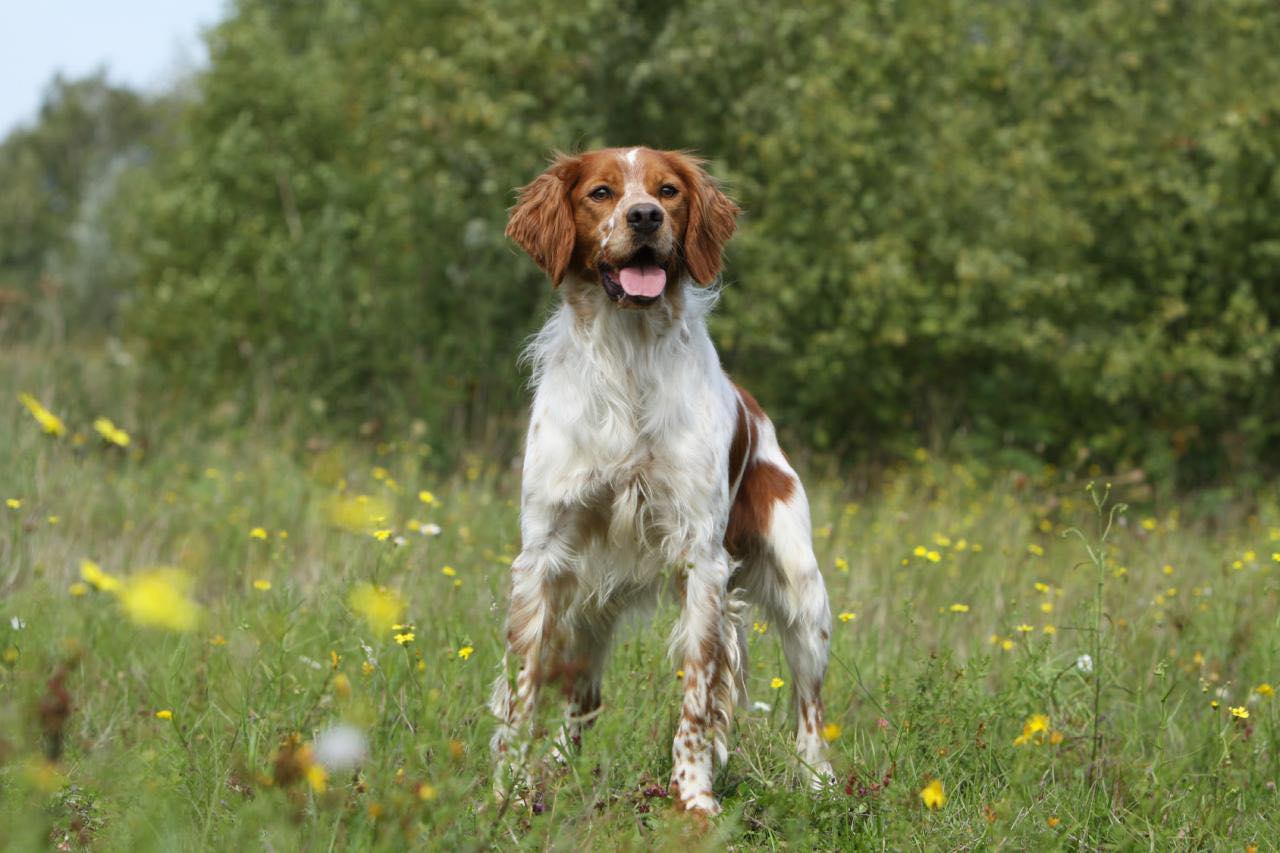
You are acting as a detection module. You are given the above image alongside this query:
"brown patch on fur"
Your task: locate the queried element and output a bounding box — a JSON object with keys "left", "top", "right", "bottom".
{"left": 663, "top": 152, "right": 740, "bottom": 284}
{"left": 725, "top": 387, "right": 796, "bottom": 557}
{"left": 506, "top": 155, "right": 582, "bottom": 285}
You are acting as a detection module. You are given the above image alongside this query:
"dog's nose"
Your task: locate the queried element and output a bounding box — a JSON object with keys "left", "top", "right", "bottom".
{"left": 626, "top": 203, "right": 664, "bottom": 234}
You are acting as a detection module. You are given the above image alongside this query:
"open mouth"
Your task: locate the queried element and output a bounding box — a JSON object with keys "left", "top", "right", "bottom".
{"left": 599, "top": 247, "right": 668, "bottom": 305}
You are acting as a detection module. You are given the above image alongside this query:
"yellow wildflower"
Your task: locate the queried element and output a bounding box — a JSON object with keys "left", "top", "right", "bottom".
{"left": 1230, "top": 706, "right": 1249, "bottom": 720}
{"left": 949, "top": 603, "right": 970, "bottom": 613}
{"left": 925, "top": 550, "right": 942, "bottom": 563}
{"left": 69, "top": 582, "right": 88, "bottom": 597}
{"left": 834, "top": 557, "right": 849, "bottom": 572}
{"left": 250, "top": 527, "right": 268, "bottom": 540}
{"left": 1043, "top": 625, "right": 1056, "bottom": 635}
{"left": 1015, "top": 624, "right": 1033, "bottom": 633}
{"left": 1013, "top": 713, "right": 1050, "bottom": 746}
{"left": 1255, "top": 683, "right": 1274, "bottom": 697}
{"left": 1163, "top": 564, "right": 1174, "bottom": 575}
{"left": 1140, "top": 517, "right": 1157, "bottom": 531}
{"left": 118, "top": 568, "right": 201, "bottom": 631}
{"left": 348, "top": 584, "right": 405, "bottom": 634}
{"left": 394, "top": 632, "right": 415, "bottom": 645}
{"left": 418, "top": 490, "right": 438, "bottom": 506}
{"left": 441, "top": 566, "right": 457, "bottom": 577}
{"left": 919, "top": 778, "right": 946, "bottom": 810}
{"left": 913, "top": 545, "right": 928, "bottom": 557}
{"left": 1000, "top": 638, "right": 1014, "bottom": 651}
{"left": 457, "top": 645, "right": 474, "bottom": 660}
{"left": 676, "top": 669, "right": 684, "bottom": 679}
{"left": 753, "top": 621, "right": 768, "bottom": 634}
{"left": 771, "top": 677, "right": 785, "bottom": 690}
{"left": 1049, "top": 730, "right": 1064, "bottom": 745}
{"left": 1047, "top": 816, "right": 1060, "bottom": 828}
{"left": 93, "top": 417, "right": 131, "bottom": 447}
{"left": 1028, "top": 543, "right": 1044, "bottom": 557}
{"left": 253, "top": 579, "right": 272, "bottom": 591}
{"left": 325, "top": 493, "right": 392, "bottom": 534}
{"left": 1034, "top": 582, "right": 1050, "bottom": 593}
{"left": 1040, "top": 601, "right": 1054, "bottom": 614}
{"left": 155, "top": 709, "right": 173, "bottom": 720}
{"left": 838, "top": 612, "right": 856, "bottom": 623}
{"left": 822, "top": 722, "right": 841, "bottom": 742}
{"left": 19, "top": 393, "right": 66, "bottom": 437}
{"left": 372, "top": 529, "right": 392, "bottom": 541}
{"left": 5, "top": 498, "right": 20, "bottom": 510}
{"left": 417, "top": 782, "right": 438, "bottom": 801}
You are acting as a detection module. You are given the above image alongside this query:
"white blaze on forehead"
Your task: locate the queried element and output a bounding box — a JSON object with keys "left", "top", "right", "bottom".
{"left": 602, "top": 147, "right": 659, "bottom": 241}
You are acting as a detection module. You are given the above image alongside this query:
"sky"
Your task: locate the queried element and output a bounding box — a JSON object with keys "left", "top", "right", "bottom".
{"left": 0, "top": 0, "right": 230, "bottom": 137}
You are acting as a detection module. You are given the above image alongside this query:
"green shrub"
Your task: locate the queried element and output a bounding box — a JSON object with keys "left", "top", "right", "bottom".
{"left": 114, "top": 0, "right": 1280, "bottom": 482}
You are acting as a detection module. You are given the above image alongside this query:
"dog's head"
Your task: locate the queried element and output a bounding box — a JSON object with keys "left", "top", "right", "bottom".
{"left": 506, "top": 147, "right": 740, "bottom": 307}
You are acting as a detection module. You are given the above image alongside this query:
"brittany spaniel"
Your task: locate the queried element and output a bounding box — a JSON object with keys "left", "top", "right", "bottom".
{"left": 490, "top": 147, "right": 834, "bottom": 816}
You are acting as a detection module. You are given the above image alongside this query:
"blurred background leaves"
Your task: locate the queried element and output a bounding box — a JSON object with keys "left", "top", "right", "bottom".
{"left": 2, "top": 0, "right": 1279, "bottom": 486}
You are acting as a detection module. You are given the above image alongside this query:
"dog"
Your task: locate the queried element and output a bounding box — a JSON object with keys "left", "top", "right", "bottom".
{"left": 490, "top": 147, "right": 834, "bottom": 816}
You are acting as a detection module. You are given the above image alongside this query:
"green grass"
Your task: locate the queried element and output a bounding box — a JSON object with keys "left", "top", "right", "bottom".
{"left": 1, "top": 344, "right": 1278, "bottom": 850}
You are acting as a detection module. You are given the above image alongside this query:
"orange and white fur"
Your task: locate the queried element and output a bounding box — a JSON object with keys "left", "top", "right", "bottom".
{"left": 490, "top": 147, "right": 833, "bottom": 816}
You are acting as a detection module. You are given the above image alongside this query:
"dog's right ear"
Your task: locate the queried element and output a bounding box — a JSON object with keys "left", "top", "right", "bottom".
{"left": 506, "top": 155, "right": 580, "bottom": 286}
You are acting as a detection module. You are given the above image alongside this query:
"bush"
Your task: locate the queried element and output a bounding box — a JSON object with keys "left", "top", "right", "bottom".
{"left": 115, "top": 0, "right": 1280, "bottom": 483}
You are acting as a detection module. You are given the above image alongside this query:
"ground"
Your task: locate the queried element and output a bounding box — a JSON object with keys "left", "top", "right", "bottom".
{"left": 0, "top": 345, "right": 1277, "bottom": 850}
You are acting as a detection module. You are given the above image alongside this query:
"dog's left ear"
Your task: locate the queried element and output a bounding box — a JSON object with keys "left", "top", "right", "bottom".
{"left": 506, "top": 155, "right": 580, "bottom": 286}
{"left": 669, "top": 153, "right": 741, "bottom": 285}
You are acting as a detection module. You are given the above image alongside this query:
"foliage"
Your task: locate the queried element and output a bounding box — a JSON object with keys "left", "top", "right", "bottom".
{"left": 2, "top": 346, "right": 1278, "bottom": 847}
{"left": 5, "top": 1, "right": 1280, "bottom": 481}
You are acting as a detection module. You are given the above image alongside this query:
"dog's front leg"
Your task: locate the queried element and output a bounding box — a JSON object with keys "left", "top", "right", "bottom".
{"left": 669, "top": 550, "right": 739, "bottom": 817}
{"left": 489, "top": 534, "right": 576, "bottom": 803}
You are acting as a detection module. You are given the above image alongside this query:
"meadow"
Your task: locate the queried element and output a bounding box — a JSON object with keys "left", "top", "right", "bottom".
{"left": 1, "top": 343, "right": 1277, "bottom": 851}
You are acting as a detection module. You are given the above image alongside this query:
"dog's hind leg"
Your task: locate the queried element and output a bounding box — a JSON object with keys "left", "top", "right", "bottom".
{"left": 758, "top": 484, "right": 835, "bottom": 787}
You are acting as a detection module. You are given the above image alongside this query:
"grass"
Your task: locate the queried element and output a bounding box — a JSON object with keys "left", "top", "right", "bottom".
{"left": 1, "top": 343, "right": 1278, "bottom": 850}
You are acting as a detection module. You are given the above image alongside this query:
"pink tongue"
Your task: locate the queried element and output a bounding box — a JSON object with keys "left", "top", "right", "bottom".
{"left": 618, "top": 265, "right": 667, "bottom": 297}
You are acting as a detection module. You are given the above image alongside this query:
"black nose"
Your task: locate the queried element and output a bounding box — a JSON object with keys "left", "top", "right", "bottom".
{"left": 626, "top": 203, "right": 664, "bottom": 234}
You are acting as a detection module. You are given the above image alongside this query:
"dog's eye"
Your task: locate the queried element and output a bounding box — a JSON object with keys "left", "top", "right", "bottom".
{"left": 589, "top": 186, "right": 612, "bottom": 201}
{"left": 659, "top": 184, "right": 679, "bottom": 199}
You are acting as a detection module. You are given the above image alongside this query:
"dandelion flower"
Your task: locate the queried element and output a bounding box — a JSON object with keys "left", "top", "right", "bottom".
{"left": 926, "top": 550, "right": 942, "bottom": 563}
{"left": 1256, "top": 683, "right": 1274, "bottom": 698}
{"left": 441, "top": 566, "right": 457, "bottom": 577}
{"left": 394, "top": 632, "right": 415, "bottom": 645}
{"left": 913, "top": 545, "right": 928, "bottom": 557}
{"left": 348, "top": 584, "right": 405, "bottom": 634}
{"left": 822, "top": 722, "right": 841, "bottom": 742}
{"left": 838, "top": 612, "right": 856, "bottom": 623}
{"left": 1047, "top": 816, "right": 1060, "bottom": 828}
{"left": 253, "top": 579, "right": 272, "bottom": 591}
{"left": 457, "top": 645, "right": 474, "bottom": 660}
{"left": 1230, "top": 706, "right": 1249, "bottom": 719}
{"left": 92, "top": 417, "right": 131, "bottom": 447}
{"left": 771, "top": 677, "right": 785, "bottom": 690}
{"left": 1040, "top": 602, "right": 1054, "bottom": 614}
{"left": 1027, "top": 543, "right": 1044, "bottom": 557}
{"left": 249, "top": 527, "right": 268, "bottom": 540}
{"left": 69, "top": 582, "right": 89, "bottom": 597}
{"left": 118, "top": 568, "right": 201, "bottom": 631}
{"left": 372, "top": 529, "right": 392, "bottom": 542}
{"left": 1042, "top": 625, "right": 1056, "bottom": 634}
{"left": 834, "top": 557, "right": 849, "bottom": 572}
{"left": 19, "top": 393, "right": 66, "bottom": 437}
{"left": 155, "top": 709, "right": 173, "bottom": 720}
{"left": 5, "top": 498, "right": 20, "bottom": 510}
{"left": 80, "top": 559, "right": 120, "bottom": 591}
{"left": 919, "top": 778, "right": 946, "bottom": 810}
{"left": 418, "top": 490, "right": 438, "bottom": 506}
{"left": 1015, "top": 624, "right": 1033, "bottom": 633}
{"left": 949, "top": 603, "right": 970, "bottom": 613}
{"left": 1013, "top": 713, "right": 1050, "bottom": 746}
{"left": 417, "top": 782, "right": 438, "bottom": 801}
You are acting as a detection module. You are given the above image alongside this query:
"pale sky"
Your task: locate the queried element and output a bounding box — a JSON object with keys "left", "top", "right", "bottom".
{"left": 0, "top": 0, "right": 229, "bottom": 136}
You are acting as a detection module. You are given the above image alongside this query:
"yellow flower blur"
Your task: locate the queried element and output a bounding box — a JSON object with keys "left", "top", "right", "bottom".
{"left": 348, "top": 584, "right": 406, "bottom": 634}
{"left": 118, "top": 568, "right": 201, "bottom": 631}
{"left": 93, "top": 417, "right": 131, "bottom": 447}
{"left": 920, "top": 778, "right": 946, "bottom": 809}
{"left": 19, "top": 392, "right": 67, "bottom": 437}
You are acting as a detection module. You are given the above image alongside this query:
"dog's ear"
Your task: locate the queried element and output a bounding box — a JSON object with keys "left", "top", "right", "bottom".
{"left": 506, "top": 155, "right": 580, "bottom": 286}
{"left": 670, "top": 153, "right": 740, "bottom": 285}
